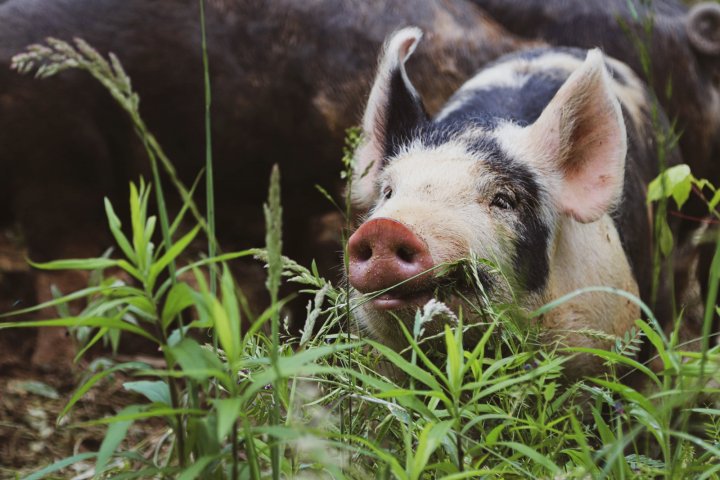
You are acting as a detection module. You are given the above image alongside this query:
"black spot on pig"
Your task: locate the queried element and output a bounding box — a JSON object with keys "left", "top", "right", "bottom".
{"left": 480, "top": 143, "right": 551, "bottom": 293}
{"left": 383, "top": 68, "right": 429, "bottom": 160}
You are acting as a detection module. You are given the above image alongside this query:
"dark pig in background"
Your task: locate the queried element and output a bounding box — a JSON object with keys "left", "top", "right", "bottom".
{"left": 0, "top": 0, "right": 532, "bottom": 368}
{"left": 347, "top": 28, "right": 681, "bottom": 378}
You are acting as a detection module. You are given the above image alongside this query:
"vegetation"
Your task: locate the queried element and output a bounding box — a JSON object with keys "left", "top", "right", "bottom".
{"left": 2, "top": 9, "right": 720, "bottom": 480}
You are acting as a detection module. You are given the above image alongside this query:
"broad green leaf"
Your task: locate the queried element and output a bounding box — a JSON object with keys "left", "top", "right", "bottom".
{"left": 484, "top": 423, "right": 506, "bottom": 447}
{"left": 167, "top": 337, "right": 225, "bottom": 383}
{"left": 211, "top": 296, "right": 237, "bottom": 364}
{"left": 214, "top": 398, "right": 242, "bottom": 442}
{"left": 647, "top": 164, "right": 692, "bottom": 208}
{"left": 162, "top": 282, "right": 196, "bottom": 329}
{"left": 409, "top": 421, "right": 453, "bottom": 480}
{"left": 95, "top": 405, "right": 141, "bottom": 476}
{"left": 123, "top": 380, "right": 171, "bottom": 405}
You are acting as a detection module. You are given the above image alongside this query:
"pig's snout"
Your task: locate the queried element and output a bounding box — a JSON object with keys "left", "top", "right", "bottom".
{"left": 347, "top": 218, "right": 434, "bottom": 296}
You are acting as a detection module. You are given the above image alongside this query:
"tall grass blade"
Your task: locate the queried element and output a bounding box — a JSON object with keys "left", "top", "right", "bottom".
{"left": 264, "top": 164, "right": 283, "bottom": 480}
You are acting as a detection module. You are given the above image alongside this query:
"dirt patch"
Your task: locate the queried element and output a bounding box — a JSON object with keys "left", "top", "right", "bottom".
{"left": 0, "top": 363, "right": 167, "bottom": 478}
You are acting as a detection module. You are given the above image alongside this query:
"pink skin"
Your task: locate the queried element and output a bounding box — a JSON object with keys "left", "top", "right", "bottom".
{"left": 347, "top": 218, "right": 435, "bottom": 310}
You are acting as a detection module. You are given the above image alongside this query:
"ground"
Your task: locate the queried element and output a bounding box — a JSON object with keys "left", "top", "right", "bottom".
{"left": 0, "top": 359, "right": 167, "bottom": 479}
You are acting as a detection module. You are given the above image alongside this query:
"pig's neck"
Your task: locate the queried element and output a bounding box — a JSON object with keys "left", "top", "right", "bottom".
{"left": 529, "top": 214, "right": 640, "bottom": 373}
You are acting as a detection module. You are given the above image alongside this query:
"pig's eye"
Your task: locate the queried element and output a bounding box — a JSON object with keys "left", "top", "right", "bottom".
{"left": 382, "top": 186, "right": 394, "bottom": 200}
{"left": 490, "top": 192, "right": 516, "bottom": 210}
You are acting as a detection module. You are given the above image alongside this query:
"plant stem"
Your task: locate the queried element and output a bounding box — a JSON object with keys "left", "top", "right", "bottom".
{"left": 199, "top": 0, "right": 217, "bottom": 296}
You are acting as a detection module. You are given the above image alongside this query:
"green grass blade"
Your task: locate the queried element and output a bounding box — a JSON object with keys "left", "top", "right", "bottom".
{"left": 0, "top": 317, "right": 157, "bottom": 343}
{"left": 22, "top": 452, "right": 98, "bottom": 480}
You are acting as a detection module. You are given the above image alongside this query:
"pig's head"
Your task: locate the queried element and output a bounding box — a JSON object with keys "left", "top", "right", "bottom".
{"left": 348, "top": 28, "right": 638, "bottom": 360}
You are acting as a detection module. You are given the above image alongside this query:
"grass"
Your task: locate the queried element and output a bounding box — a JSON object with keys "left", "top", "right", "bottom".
{"left": 2, "top": 10, "right": 720, "bottom": 480}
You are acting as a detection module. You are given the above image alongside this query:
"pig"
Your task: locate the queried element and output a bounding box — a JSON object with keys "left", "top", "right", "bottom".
{"left": 472, "top": 0, "right": 720, "bottom": 321}
{"left": 0, "top": 0, "right": 533, "bottom": 368}
{"left": 472, "top": 0, "right": 720, "bottom": 188}
{"left": 347, "top": 28, "right": 681, "bottom": 378}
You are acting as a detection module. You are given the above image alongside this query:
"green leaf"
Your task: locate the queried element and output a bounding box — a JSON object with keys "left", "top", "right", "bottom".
{"left": 0, "top": 285, "right": 116, "bottom": 318}
{"left": 147, "top": 225, "right": 200, "bottom": 289}
{"left": 0, "top": 317, "right": 156, "bottom": 343}
{"left": 75, "top": 406, "right": 205, "bottom": 427}
{"left": 104, "top": 197, "right": 136, "bottom": 262}
{"left": 59, "top": 362, "right": 150, "bottom": 421}
{"left": 162, "top": 282, "right": 196, "bottom": 329}
{"left": 23, "top": 452, "right": 97, "bottom": 480}
{"left": 28, "top": 257, "right": 118, "bottom": 271}
{"left": 211, "top": 296, "right": 236, "bottom": 364}
{"left": 167, "top": 337, "right": 225, "bottom": 383}
{"left": 484, "top": 423, "right": 506, "bottom": 447}
{"left": 591, "top": 378, "right": 657, "bottom": 417}
{"left": 543, "top": 381, "right": 557, "bottom": 402}
{"left": 123, "top": 380, "right": 171, "bottom": 405}
{"left": 95, "top": 405, "right": 141, "bottom": 476}
{"left": 444, "top": 325, "right": 463, "bottom": 394}
{"left": 368, "top": 340, "right": 444, "bottom": 392}
{"left": 566, "top": 346, "right": 660, "bottom": 387}
{"left": 220, "top": 266, "right": 241, "bottom": 344}
{"left": 177, "top": 455, "right": 219, "bottom": 480}
{"left": 214, "top": 397, "right": 242, "bottom": 442}
{"left": 658, "top": 216, "right": 674, "bottom": 257}
{"left": 74, "top": 327, "right": 109, "bottom": 363}
{"left": 409, "top": 421, "right": 453, "bottom": 480}
{"left": 495, "top": 441, "right": 561, "bottom": 475}
{"left": 646, "top": 164, "right": 692, "bottom": 208}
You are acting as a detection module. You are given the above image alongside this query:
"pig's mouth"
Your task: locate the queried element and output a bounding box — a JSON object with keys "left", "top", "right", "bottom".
{"left": 370, "top": 288, "right": 435, "bottom": 310}
{"left": 365, "top": 261, "right": 490, "bottom": 312}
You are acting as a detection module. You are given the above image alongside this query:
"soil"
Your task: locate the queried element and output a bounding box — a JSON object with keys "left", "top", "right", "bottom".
{"left": 0, "top": 360, "right": 168, "bottom": 479}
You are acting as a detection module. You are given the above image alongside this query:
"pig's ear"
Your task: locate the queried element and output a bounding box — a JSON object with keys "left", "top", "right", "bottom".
{"left": 352, "top": 27, "right": 428, "bottom": 211}
{"left": 523, "top": 49, "right": 627, "bottom": 223}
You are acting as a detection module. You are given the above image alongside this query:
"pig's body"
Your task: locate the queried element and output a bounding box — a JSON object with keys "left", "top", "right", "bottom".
{"left": 349, "top": 30, "right": 680, "bottom": 377}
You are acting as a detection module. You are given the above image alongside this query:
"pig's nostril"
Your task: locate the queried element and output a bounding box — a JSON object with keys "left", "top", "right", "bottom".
{"left": 356, "top": 244, "right": 373, "bottom": 262}
{"left": 397, "top": 246, "right": 415, "bottom": 264}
